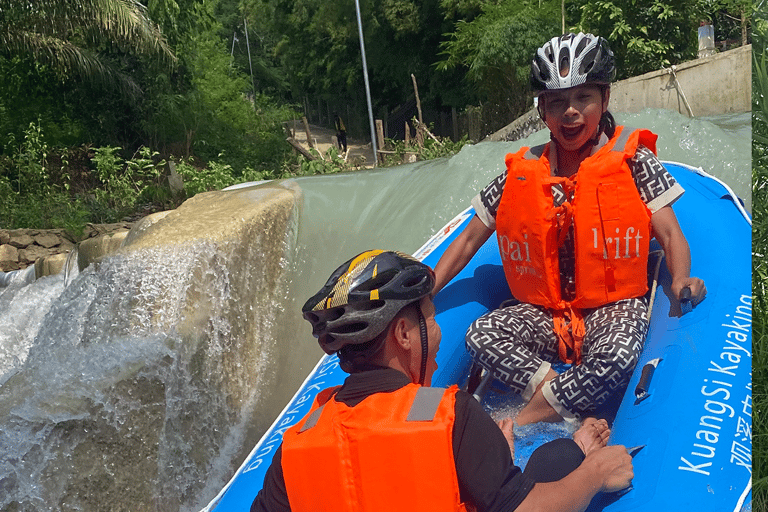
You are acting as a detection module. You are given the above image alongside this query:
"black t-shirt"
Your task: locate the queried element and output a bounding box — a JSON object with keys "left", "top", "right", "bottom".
{"left": 251, "top": 368, "right": 535, "bottom": 512}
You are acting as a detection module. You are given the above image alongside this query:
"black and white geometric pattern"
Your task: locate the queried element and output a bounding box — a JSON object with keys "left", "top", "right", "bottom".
{"left": 465, "top": 297, "right": 648, "bottom": 419}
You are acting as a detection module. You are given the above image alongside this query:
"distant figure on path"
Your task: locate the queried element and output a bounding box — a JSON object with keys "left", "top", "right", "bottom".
{"left": 334, "top": 113, "right": 347, "bottom": 154}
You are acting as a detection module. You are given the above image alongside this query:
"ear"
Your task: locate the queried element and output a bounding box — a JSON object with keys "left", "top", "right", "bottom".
{"left": 537, "top": 96, "right": 546, "bottom": 122}
{"left": 392, "top": 316, "right": 412, "bottom": 351}
{"left": 602, "top": 87, "right": 611, "bottom": 113}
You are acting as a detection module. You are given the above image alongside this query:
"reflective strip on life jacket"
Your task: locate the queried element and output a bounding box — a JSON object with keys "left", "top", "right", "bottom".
{"left": 496, "top": 126, "right": 656, "bottom": 363}
{"left": 281, "top": 383, "right": 468, "bottom": 512}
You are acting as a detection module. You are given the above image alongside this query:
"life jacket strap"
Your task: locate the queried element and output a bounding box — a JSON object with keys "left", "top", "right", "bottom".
{"left": 553, "top": 305, "right": 586, "bottom": 365}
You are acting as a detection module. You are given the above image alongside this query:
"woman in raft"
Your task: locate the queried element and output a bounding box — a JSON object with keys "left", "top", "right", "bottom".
{"left": 431, "top": 33, "right": 706, "bottom": 426}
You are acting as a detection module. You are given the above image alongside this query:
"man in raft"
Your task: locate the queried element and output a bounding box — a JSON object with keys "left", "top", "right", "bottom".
{"left": 431, "top": 33, "right": 707, "bottom": 427}
{"left": 251, "top": 250, "right": 634, "bottom": 511}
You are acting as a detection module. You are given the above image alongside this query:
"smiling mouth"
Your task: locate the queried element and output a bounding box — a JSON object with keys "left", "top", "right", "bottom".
{"left": 561, "top": 125, "right": 584, "bottom": 140}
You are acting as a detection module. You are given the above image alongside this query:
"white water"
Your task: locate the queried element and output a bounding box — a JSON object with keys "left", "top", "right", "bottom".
{"left": 0, "top": 109, "right": 750, "bottom": 511}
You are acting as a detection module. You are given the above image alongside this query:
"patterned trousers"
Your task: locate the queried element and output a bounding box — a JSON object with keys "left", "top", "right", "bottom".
{"left": 465, "top": 297, "right": 649, "bottom": 421}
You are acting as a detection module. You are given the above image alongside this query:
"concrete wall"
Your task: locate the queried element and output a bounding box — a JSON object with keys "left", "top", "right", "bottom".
{"left": 609, "top": 45, "right": 750, "bottom": 117}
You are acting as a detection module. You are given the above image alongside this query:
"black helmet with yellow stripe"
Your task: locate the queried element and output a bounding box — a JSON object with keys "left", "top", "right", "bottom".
{"left": 302, "top": 250, "right": 434, "bottom": 365}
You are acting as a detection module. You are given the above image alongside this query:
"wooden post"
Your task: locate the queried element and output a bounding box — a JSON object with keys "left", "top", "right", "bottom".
{"left": 411, "top": 74, "right": 423, "bottom": 124}
{"left": 302, "top": 116, "right": 314, "bottom": 149}
{"left": 404, "top": 121, "right": 410, "bottom": 146}
{"left": 452, "top": 107, "right": 458, "bottom": 142}
{"left": 376, "top": 119, "right": 385, "bottom": 154}
{"left": 468, "top": 107, "right": 480, "bottom": 143}
{"left": 286, "top": 137, "right": 316, "bottom": 161}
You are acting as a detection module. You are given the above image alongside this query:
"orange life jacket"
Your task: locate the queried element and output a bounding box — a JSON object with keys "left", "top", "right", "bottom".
{"left": 281, "top": 384, "right": 468, "bottom": 512}
{"left": 496, "top": 126, "right": 657, "bottom": 364}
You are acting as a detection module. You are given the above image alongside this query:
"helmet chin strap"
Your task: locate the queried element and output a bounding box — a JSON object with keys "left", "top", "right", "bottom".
{"left": 416, "top": 304, "right": 428, "bottom": 386}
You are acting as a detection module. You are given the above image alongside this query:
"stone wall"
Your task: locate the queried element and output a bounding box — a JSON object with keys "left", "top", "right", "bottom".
{"left": 0, "top": 223, "right": 134, "bottom": 272}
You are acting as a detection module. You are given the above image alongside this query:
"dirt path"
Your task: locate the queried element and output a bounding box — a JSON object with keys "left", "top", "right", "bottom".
{"left": 287, "top": 120, "right": 375, "bottom": 168}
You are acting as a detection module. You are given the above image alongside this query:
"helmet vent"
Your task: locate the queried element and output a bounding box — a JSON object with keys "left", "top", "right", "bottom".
{"left": 333, "top": 322, "right": 368, "bottom": 334}
{"left": 544, "top": 46, "right": 554, "bottom": 63}
{"left": 580, "top": 47, "right": 599, "bottom": 74}
{"left": 558, "top": 49, "right": 570, "bottom": 78}
{"left": 404, "top": 274, "right": 428, "bottom": 288}
{"left": 357, "top": 300, "right": 385, "bottom": 311}
{"left": 574, "top": 37, "right": 588, "bottom": 58}
{"left": 325, "top": 307, "right": 345, "bottom": 321}
{"left": 356, "top": 269, "right": 397, "bottom": 291}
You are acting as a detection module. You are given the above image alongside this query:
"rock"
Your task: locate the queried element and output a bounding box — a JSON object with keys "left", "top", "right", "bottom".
{"left": 35, "top": 252, "right": 70, "bottom": 278}
{"left": 78, "top": 231, "right": 129, "bottom": 271}
{"left": 34, "top": 232, "right": 62, "bottom": 248}
{"left": 18, "top": 245, "right": 51, "bottom": 265}
{"left": 59, "top": 239, "right": 76, "bottom": 251}
{"left": 168, "top": 161, "right": 185, "bottom": 194}
{"left": 0, "top": 230, "right": 9, "bottom": 245}
{"left": 0, "top": 244, "right": 19, "bottom": 270}
{"left": 9, "top": 232, "right": 34, "bottom": 248}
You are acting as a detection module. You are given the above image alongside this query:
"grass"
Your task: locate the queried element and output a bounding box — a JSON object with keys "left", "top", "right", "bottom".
{"left": 753, "top": 6, "right": 768, "bottom": 508}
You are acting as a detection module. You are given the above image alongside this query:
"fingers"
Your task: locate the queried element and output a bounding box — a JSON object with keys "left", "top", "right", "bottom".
{"left": 587, "top": 445, "right": 634, "bottom": 493}
{"left": 674, "top": 277, "right": 707, "bottom": 307}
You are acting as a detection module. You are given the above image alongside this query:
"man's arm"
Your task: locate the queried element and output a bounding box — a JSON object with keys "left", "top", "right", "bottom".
{"left": 515, "top": 445, "right": 634, "bottom": 512}
{"left": 650, "top": 205, "right": 706, "bottom": 305}
{"left": 432, "top": 215, "right": 494, "bottom": 296}
{"left": 251, "top": 446, "right": 291, "bottom": 512}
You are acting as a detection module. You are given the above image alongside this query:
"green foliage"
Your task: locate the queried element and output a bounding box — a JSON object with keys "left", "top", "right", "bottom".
{"left": 174, "top": 157, "right": 237, "bottom": 196}
{"left": 379, "top": 122, "right": 472, "bottom": 167}
{"left": 438, "top": 1, "right": 560, "bottom": 119}
{"left": 0, "top": 122, "right": 90, "bottom": 231}
{"left": 90, "top": 146, "right": 166, "bottom": 222}
{"left": 297, "top": 146, "right": 356, "bottom": 175}
{"left": 753, "top": 2, "right": 768, "bottom": 508}
{"left": 14, "top": 121, "right": 51, "bottom": 197}
{"left": 575, "top": 0, "right": 700, "bottom": 79}
{"left": 0, "top": 0, "right": 175, "bottom": 97}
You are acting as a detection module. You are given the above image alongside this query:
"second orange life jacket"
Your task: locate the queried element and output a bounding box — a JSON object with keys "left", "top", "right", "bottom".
{"left": 496, "top": 126, "right": 657, "bottom": 363}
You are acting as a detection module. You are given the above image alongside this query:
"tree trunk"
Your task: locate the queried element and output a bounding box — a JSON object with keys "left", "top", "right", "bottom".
{"left": 742, "top": 9, "right": 748, "bottom": 47}
{"left": 411, "top": 74, "right": 423, "bottom": 124}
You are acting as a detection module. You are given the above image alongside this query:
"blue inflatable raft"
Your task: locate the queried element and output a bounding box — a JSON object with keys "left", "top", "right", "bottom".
{"left": 202, "top": 161, "right": 752, "bottom": 512}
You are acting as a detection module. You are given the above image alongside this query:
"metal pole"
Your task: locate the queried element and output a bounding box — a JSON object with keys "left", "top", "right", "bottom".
{"left": 354, "top": 0, "right": 378, "bottom": 166}
{"left": 561, "top": 0, "right": 565, "bottom": 34}
{"left": 243, "top": 18, "right": 256, "bottom": 97}
{"left": 230, "top": 32, "right": 237, "bottom": 69}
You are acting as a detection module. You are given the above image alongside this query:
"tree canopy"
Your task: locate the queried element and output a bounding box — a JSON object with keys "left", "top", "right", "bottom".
{"left": 0, "top": 0, "right": 175, "bottom": 96}
{"left": 0, "top": 0, "right": 752, "bottom": 163}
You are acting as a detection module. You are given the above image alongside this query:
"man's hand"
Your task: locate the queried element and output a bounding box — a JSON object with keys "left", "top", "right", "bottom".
{"left": 672, "top": 277, "right": 706, "bottom": 308}
{"left": 584, "top": 445, "right": 634, "bottom": 493}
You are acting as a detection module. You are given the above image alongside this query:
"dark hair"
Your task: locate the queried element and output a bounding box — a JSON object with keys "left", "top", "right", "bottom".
{"left": 597, "top": 85, "right": 615, "bottom": 138}
{"left": 600, "top": 111, "right": 616, "bottom": 139}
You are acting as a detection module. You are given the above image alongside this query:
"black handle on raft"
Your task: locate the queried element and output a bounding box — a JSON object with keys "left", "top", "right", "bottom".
{"left": 634, "top": 358, "right": 662, "bottom": 405}
{"left": 680, "top": 286, "right": 692, "bottom": 315}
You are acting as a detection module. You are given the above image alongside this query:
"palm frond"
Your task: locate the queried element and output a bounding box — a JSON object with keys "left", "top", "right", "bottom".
{"left": 0, "top": 0, "right": 175, "bottom": 95}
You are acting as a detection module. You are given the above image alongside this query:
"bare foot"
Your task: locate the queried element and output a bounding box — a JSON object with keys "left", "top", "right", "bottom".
{"left": 497, "top": 418, "right": 515, "bottom": 460}
{"left": 573, "top": 417, "right": 610, "bottom": 456}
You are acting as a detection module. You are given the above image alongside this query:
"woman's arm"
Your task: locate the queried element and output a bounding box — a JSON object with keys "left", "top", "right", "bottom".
{"left": 650, "top": 205, "right": 706, "bottom": 304}
{"left": 432, "top": 215, "right": 494, "bottom": 296}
